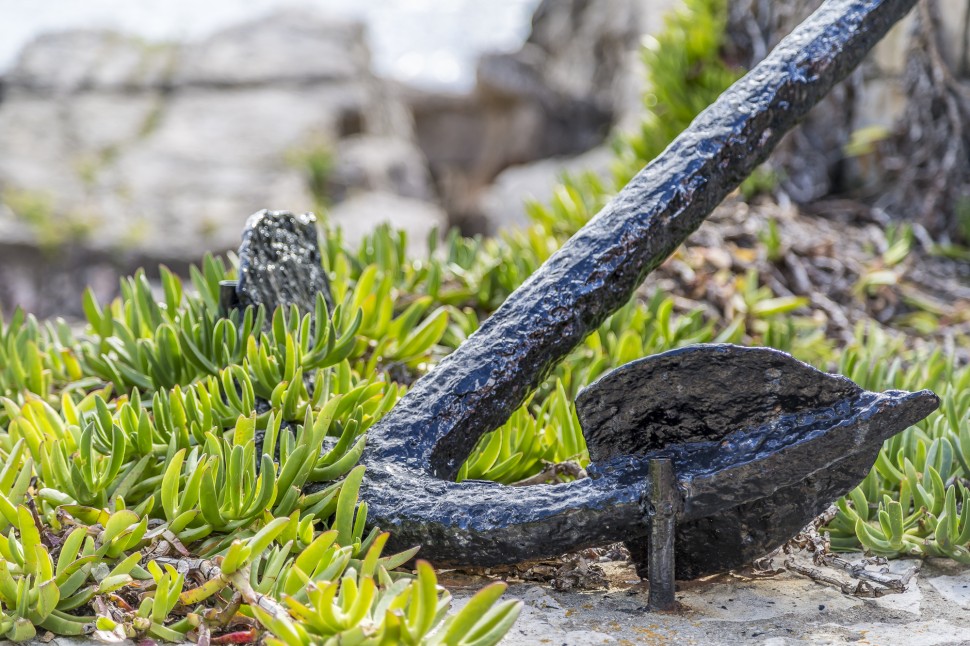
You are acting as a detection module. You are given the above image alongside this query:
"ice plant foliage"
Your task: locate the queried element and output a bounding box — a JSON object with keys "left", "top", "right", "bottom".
{"left": 1, "top": 193, "right": 967, "bottom": 644}
{"left": 0, "top": 252, "right": 524, "bottom": 643}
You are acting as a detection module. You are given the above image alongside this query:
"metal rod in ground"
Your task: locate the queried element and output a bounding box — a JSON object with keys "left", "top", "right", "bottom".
{"left": 218, "top": 280, "right": 240, "bottom": 318}
{"left": 648, "top": 458, "right": 678, "bottom": 611}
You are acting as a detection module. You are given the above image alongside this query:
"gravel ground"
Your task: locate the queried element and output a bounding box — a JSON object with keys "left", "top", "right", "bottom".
{"left": 647, "top": 196, "right": 970, "bottom": 351}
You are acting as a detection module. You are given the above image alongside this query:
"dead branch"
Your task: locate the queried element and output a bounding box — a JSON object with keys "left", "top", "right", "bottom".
{"left": 775, "top": 506, "right": 918, "bottom": 597}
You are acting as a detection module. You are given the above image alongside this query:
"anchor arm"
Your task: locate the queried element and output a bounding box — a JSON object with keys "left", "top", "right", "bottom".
{"left": 670, "top": 390, "right": 939, "bottom": 521}
{"left": 360, "top": 455, "right": 655, "bottom": 566}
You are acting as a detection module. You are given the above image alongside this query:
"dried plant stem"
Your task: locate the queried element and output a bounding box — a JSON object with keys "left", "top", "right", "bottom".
{"left": 778, "top": 506, "right": 917, "bottom": 597}
{"left": 159, "top": 557, "right": 291, "bottom": 625}
{"left": 510, "top": 461, "right": 587, "bottom": 486}
{"left": 228, "top": 566, "right": 291, "bottom": 626}
{"left": 813, "top": 552, "right": 914, "bottom": 591}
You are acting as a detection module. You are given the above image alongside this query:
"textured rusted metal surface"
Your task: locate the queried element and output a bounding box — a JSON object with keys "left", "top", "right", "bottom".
{"left": 364, "top": 345, "right": 937, "bottom": 573}
{"left": 236, "top": 210, "right": 333, "bottom": 317}
{"left": 581, "top": 345, "right": 938, "bottom": 578}
{"left": 358, "top": 455, "right": 654, "bottom": 566}
{"left": 361, "top": 0, "right": 920, "bottom": 484}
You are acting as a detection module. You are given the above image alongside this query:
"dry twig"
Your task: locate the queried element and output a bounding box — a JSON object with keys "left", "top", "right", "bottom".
{"left": 510, "top": 460, "right": 587, "bottom": 486}
{"left": 760, "top": 506, "right": 919, "bottom": 597}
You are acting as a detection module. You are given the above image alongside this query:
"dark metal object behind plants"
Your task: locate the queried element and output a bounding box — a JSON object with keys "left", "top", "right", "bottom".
{"left": 236, "top": 209, "right": 333, "bottom": 318}
{"left": 234, "top": 0, "right": 936, "bottom": 608}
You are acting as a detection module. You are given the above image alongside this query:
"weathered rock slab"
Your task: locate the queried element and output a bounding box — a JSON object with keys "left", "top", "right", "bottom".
{"left": 477, "top": 145, "right": 613, "bottom": 233}
{"left": 0, "top": 13, "right": 415, "bottom": 251}
{"left": 170, "top": 11, "right": 368, "bottom": 86}
{"left": 0, "top": 9, "right": 429, "bottom": 316}
{"left": 328, "top": 135, "right": 436, "bottom": 202}
{"left": 6, "top": 30, "right": 177, "bottom": 93}
{"left": 327, "top": 191, "right": 447, "bottom": 255}
{"left": 926, "top": 569, "right": 970, "bottom": 609}
{"left": 450, "top": 556, "right": 969, "bottom": 646}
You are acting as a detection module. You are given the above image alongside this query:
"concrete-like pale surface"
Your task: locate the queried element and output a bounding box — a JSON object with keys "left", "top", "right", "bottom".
{"left": 927, "top": 569, "right": 970, "bottom": 610}
{"left": 12, "top": 557, "right": 970, "bottom": 645}
{"left": 447, "top": 556, "right": 970, "bottom": 645}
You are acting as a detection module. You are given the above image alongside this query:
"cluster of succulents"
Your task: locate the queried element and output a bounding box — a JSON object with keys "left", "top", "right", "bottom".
{"left": 824, "top": 330, "right": 970, "bottom": 563}
{"left": 0, "top": 250, "right": 523, "bottom": 643}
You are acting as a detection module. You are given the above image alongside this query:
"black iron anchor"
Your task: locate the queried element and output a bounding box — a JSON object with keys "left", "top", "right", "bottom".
{"left": 352, "top": 0, "right": 931, "bottom": 609}
{"left": 230, "top": 0, "right": 933, "bottom": 610}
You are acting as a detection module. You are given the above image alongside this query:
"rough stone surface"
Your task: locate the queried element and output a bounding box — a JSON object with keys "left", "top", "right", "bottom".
{"left": 327, "top": 191, "right": 447, "bottom": 256}
{"left": 501, "top": 0, "right": 657, "bottom": 118}
{"left": 926, "top": 568, "right": 970, "bottom": 608}
{"left": 409, "top": 0, "right": 676, "bottom": 232}
{"left": 170, "top": 13, "right": 368, "bottom": 87}
{"left": 477, "top": 145, "right": 614, "bottom": 233}
{"left": 236, "top": 210, "right": 332, "bottom": 315}
{"left": 0, "top": 9, "right": 431, "bottom": 317}
{"left": 446, "top": 556, "right": 970, "bottom": 645}
{"left": 5, "top": 30, "right": 178, "bottom": 93}
{"left": 473, "top": 0, "right": 657, "bottom": 154}
{"left": 0, "top": 241, "right": 159, "bottom": 319}
{"left": 328, "top": 135, "right": 436, "bottom": 203}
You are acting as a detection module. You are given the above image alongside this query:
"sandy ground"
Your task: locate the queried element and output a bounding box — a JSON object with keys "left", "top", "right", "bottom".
{"left": 448, "top": 556, "right": 970, "bottom": 646}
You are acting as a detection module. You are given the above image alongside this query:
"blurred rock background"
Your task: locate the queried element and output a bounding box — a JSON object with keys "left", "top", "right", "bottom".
{"left": 0, "top": 0, "right": 967, "bottom": 317}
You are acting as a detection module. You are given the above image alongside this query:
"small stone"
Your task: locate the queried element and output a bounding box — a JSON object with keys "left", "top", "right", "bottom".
{"left": 236, "top": 209, "right": 333, "bottom": 320}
